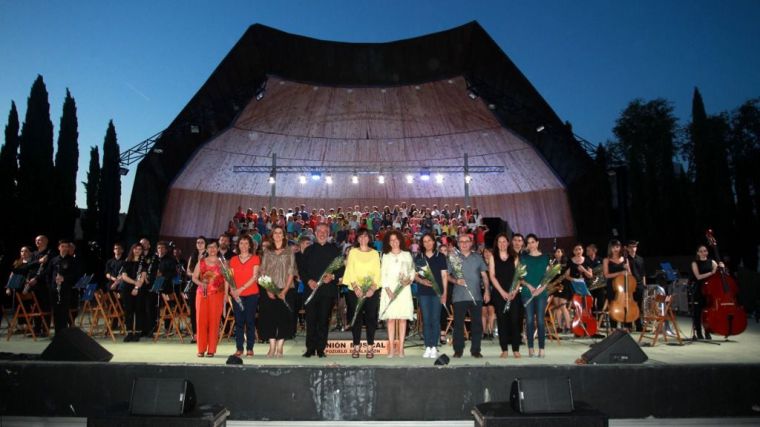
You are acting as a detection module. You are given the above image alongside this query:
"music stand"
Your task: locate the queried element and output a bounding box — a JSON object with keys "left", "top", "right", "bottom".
{"left": 74, "top": 274, "right": 94, "bottom": 290}
{"left": 150, "top": 277, "right": 165, "bottom": 294}
{"left": 6, "top": 274, "right": 25, "bottom": 290}
{"left": 571, "top": 280, "right": 591, "bottom": 297}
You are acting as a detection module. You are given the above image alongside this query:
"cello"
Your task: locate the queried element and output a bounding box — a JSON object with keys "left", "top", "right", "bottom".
{"left": 702, "top": 230, "right": 747, "bottom": 338}
{"left": 609, "top": 259, "right": 640, "bottom": 325}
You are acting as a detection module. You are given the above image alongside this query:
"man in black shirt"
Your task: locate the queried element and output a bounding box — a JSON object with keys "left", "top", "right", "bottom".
{"left": 625, "top": 240, "right": 646, "bottom": 332}
{"left": 297, "top": 223, "right": 340, "bottom": 358}
{"left": 139, "top": 237, "right": 160, "bottom": 336}
{"left": 47, "top": 239, "right": 80, "bottom": 334}
{"left": 585, "top": 244, "right": 605, "bottom": 312}
{"left": 28, "top": 235, "right": 54, "bottom": 335}
{"left": 218, "top": 234, "right": 233, "bottom": 260}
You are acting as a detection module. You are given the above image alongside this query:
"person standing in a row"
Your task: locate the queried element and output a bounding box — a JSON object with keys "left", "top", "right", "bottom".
{"left": 343, "top": 228, "right": 381, "bottom": 359}
{"left": 229, "top": 234, "right": 260, "bottom": 357}
{"left": 259, "top": 225, "right": 297, "bottom": 357}
{"left": 192, "top": 240, "right": 227, "bottom": 357}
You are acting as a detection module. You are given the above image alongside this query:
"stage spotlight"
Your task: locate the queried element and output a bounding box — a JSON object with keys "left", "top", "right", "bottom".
{"left": 325, "top": 174, "right": 333, "bottom": 184}
{"left": 467, "top": 91, "right": 478, "bottom": 100}
{"left": 420, "top": 170, "right": 431, "bottom": 181}
{"left": 152, "top": 148, "right": 164, "bottom": 154}
{"left": 465, "top": 175, "right": 473, "bottom": 184}
{"left": 488, "top": 103, "right": 496, "bottom": 110}
{"left": 119, "top": 167, "right": 129, "bottom": 176}
{"left": 351, "top": 174, "right": 359, "bottom": 184}
{"left": 378, "top": 175, "right": 385, "bottom": 184}
{"left": 311, "top": 172, "right": 321, "bottom": 181}
{"left": 190, "top": 125, "right": 200, "bottom": 134}
{"left": 536, "top": 125, "right": 545, "bottom": 133}
{"left": 299, "top": 175, "right": 307, "bottom": 184}
{"left": 406, "top": 174, "right": 414, "bottom": 184}
{"left": 435, "top": 174, "right": 444, "bottom": 184}
{"left": 268, "top": 176, "right": 275, "bottom": 184}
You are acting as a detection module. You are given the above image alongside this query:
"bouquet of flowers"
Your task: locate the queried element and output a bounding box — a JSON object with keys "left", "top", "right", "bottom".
{"left": 379, "top": 272, "right": 414, "bottom": 319}
{"left": 304, "top": 255, "right": 345, "bottom": 306}
{"left": 219, "top": 257, "right": 244, "bottom": 311}
{"left": 417, "top": 261, "right": 449, "bottom": 315}
{"left": 201, "top": 270, "right": 217, "bottom": 298}
{"left": 349, "top": 275, "right": 375, "bottom": 327}
{"left": 523, "top": 262, "right": 563, "bottom": 307}
{"left": 447, "top": 250, "right": 477, "bottom": 302}
{"left": 503, "top": 263, "right": 527, "bottom": 313}
{"left": 258, "top": 274, "right": 292, "bottom": 312}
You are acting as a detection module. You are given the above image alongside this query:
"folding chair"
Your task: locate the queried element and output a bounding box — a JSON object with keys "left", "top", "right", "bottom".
{"left": 219, "top": 295, "right": 236, "bottom": 342}
{"left": 154, "top": 293, "right": 185, "bottom": 343}
{"left": 638, "top": 294, "right": 683, "bottom": 347}
{"left": 6, "top": 291, "right": 50, "bottom": 341}
{"left": 544, "top": 301, "right": 561, "bottom": 345}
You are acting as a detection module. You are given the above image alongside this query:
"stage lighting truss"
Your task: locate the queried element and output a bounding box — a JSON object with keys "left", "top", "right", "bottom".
{"left": 233, "top": 164, "right": 504, "bottom": 184}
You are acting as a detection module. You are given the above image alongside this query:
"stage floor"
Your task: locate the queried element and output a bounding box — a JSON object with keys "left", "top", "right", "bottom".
{"left": 3, "top": 315, "right": 760, "bottom": 366}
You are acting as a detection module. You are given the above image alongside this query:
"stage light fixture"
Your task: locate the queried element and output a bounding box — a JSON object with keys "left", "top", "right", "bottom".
{"left": 435, "top": 174, "right": 444, "bottom": 184}
{"left": 536, "top": 125, "right": 545, "bottom": 133}
{"left": 256, "top": 92, "right": 265, "bottom": 101}
{"left": 351, "top": 173, "right": 359, "bottom": 184}
{"left": 190, "top": 125, "right": 200, "bottom": 134}
{"left": 325, "top": 174, "right": 333, "bottom": 184}
{"left": 268, "top": 176, "right": 275, "bottom": 184}
{"left": 119, "top": 167, "right": 129, "bottom": 176}
{"left": 406, "top": 174, "right": 414, "bottom": 184}
{"left": 467, "top": 91, "right": 478, "bottom": 100}
{"left": 465, "top": 175, "right": 473, "bottom": 184}
{"left": 152, "top": 148, "right": 164, "bottom": 154}
{"left": 420, "top": 170, "right": 431, "bottom": 181}
{"left": 311, "top": 172, "right": 321, "bottom": 181}
{"left": 378, "top": 175, "right": 385, "bottom": 184}
{"left": 488, "top": 103, "right": 496, "bottom": 110}
{"left": 299, "top": 175, "right": 307, "bottom": 184}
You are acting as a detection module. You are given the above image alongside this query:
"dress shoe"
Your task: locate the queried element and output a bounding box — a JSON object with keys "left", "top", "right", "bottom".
{"left": 452, "top": 351, "right": 463, "bottom": 358}
{"left": 317, "top": 350, "right": 327, "bottom": 358}
{"left": 123, "top": 333, "right": 133, "bottom": 343}
{"left": 302, "top": 350, "right": 315, "bottom": 358}
{"left": 471, "top": 352, "right": 483, "bottom": 358}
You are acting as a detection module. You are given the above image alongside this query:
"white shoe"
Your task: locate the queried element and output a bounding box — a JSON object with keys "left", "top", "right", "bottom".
{"left": 429, "top": 347, "right": 438, "bottom": 359}
{"left": 423, "top": 347, "right": 432, "bottom": 358}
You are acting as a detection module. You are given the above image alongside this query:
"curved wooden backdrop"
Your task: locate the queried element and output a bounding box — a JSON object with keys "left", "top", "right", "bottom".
{"left": 161, "top": 77, "right": 574, "bottom": 239}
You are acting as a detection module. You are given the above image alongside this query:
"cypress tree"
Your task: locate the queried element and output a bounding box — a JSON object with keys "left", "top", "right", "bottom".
{"left": 688, "top": 88, "right": 736, "bottom": 248}
{"left": 0, "top": 101, "right": 20, "bottom": 205}
{"left": 82, "top": 147, "right": 100, "bottom": 243}
{"left": 53, "top": 89, "right": 79, "bottom": 240}
{"left": 98, "top": 120, "right": 121, "bottom": 253}
{"left": 0, "top": 101, "right": 20, "bottom": 252}
{"left": 18, "top": 75, "right": 54, "bottom": 241}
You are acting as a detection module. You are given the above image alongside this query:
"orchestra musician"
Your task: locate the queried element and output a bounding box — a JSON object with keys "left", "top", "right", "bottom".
{"left": 690, "top": 244, "right": 722, "bottom": 340}
{"left": 121, "top": 243, "right": 147, "bottom": 342}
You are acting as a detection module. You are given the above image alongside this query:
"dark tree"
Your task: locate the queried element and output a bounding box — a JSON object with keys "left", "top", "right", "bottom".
{"left": 98, "top": 120, "right": 121, "bottom": 253}
{"left": 82, "top": 146, "right": 100, "bottom": 243}
{"left": 0, "top": 101, "right": 21, "bottom": 254}
{"left": 611, "top": 98, "right": 680, "bottom": 254}
{"left": 53, "top": 89, "right": 79, "bottom": 240}
{"left": 728, "top": 99, "right": 760, "bottom": 270}
{"left": 18, "top": 75, "right": 55, "bottom": 241}
{"left": 687, "top": 87, "right": 736, "bottom": 248}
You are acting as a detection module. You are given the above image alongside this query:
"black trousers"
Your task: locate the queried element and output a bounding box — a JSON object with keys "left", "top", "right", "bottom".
{"left": 48, "top": 286, "right": 72, "bottom": 333}
{"left": 346, "top": 292, "right": 380, "bottom": 345}
{"left": 259, "top": 290, "right": 296, "bottom": 340}
{"left": 491, "top": 291, "right": 523, "bottom": 352}
{"left": 453, "top": 300, "right": 483, "bottom": 354}
{"left": 304, "top": 284, "right": 337, "bottom": 352}
{"left": 121, "top": 286, "right": 145, "bottom": 334}
{"left": 691, "top": 282, "right": 708, "bottom": 337}
{"left": 142, "top": 291, "right": 159, "bottom": 336}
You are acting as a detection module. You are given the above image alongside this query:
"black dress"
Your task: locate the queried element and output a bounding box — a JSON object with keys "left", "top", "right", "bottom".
{"left": 491, "top": 253, "right": 523, "bottom": 353}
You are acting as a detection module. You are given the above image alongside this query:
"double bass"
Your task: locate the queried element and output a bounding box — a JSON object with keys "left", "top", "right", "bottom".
{"left": 571, "top": 280, "right": 598, "bottom": 337}
{"left": 609, "top": 259, "right": 639, "bottom": 324}
{"left": 702, "top": 230, "right": 747, "bottom": 338}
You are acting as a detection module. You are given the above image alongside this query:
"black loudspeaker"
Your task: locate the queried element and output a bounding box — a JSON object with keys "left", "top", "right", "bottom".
{"left": 40, "top": 327, "right": 113, "bottom": 362}
{"left": 130, "top": 378, "right": 196, "bottom": 416}
{"left": 580, "top": 329, "right": 648, "bottom": 364}
{"left": 482, "top": 217, "right": 512, "bottom": 249}
{"left": 509, "top": 377, "right": 574, "bottom": 414}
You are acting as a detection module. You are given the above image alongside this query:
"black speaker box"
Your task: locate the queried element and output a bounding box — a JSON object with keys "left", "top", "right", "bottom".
{"left": 130, "top": 377, "right": 196, "bottom": 416}
{"left": 40, "top": 327, "right": 113, "bottom": 362}
{"left": 510, "top": 377, "right": 574, "bottom": 414}
{"left": 482, "top": 217, "right": 512, "bottom": 248}
{"left": 581, "top": 329, "right": 648, "bottom": 364}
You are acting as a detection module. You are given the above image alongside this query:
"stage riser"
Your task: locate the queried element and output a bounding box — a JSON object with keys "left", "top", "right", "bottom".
{"left": 1, "top": 363, "right": 759, "bottom": 420}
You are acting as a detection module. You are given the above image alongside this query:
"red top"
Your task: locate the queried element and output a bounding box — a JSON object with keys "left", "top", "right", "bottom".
{"left": 230, "top": 254, "right": 260, "bottom": 296}
{"left": 198, "top": 259, "right": 225, "bottom": 295}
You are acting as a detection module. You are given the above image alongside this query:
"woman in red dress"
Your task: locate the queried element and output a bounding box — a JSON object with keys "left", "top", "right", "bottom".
{"left": 192, "top": 240, "right": 228, "bottom": 357}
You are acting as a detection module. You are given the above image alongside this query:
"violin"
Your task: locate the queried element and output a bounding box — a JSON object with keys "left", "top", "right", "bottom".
{"left": 702, "top": 230, "right": 747, "bottom": 338}
{"left": 609, "top": 259, "right": 639, "bottom": 324}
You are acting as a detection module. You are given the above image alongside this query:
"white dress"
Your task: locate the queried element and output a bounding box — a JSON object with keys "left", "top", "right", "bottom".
{"left": 378, "top": 251, "right": 416, "bottom": 320}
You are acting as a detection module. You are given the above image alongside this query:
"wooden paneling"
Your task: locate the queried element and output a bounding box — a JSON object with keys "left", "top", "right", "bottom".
{"left": 162, "top": 76, "right": 574, "bottom": 240}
